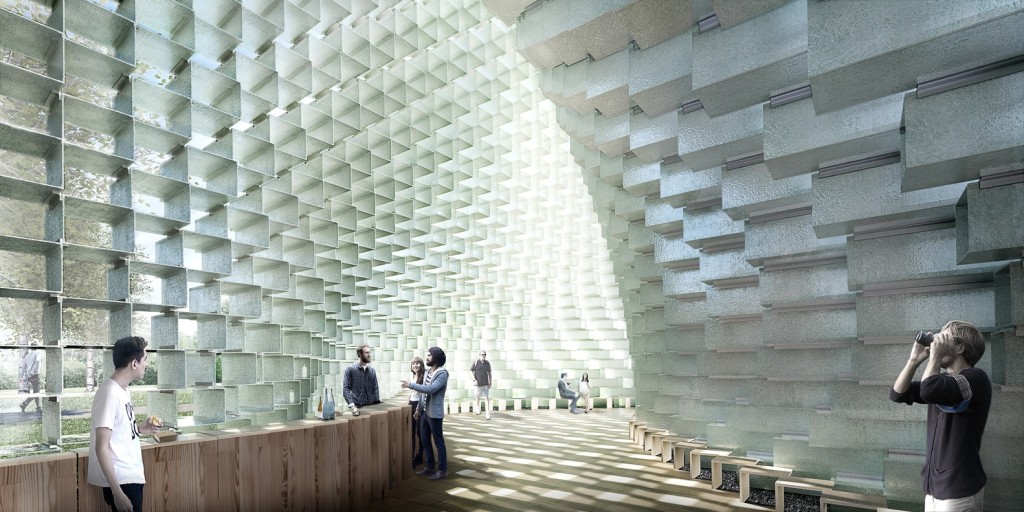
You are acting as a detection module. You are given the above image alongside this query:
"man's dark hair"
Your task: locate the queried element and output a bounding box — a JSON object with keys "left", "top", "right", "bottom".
{"left": 113, "top": 336, "right": 148, "bottom": 369}
{"left": 428, "top": 346, "right": 446, "bottom": 367}
{"left": 560, "top": 372, "right": 567, "bottom": 379}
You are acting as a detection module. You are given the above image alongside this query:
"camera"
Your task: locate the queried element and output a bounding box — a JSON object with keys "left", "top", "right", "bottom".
{"left": 915, "top": 331, "right": 933, "bottom": 346}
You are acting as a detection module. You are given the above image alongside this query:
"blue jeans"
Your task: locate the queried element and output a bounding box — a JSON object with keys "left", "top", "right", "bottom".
{"left": 420, "top": 416, "right": 447, "bottom": 472}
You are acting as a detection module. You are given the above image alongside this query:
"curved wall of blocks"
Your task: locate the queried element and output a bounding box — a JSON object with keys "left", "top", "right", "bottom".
{"left": 0, "top": 0, "right": 631, "bottom": 453}
{"left": 502, "top": 0, "right": 1024, "bottom": 508}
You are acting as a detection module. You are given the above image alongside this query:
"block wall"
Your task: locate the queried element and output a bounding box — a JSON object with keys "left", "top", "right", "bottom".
{"left": 505, "top": 0, "right": 1024, "bottom": 508}
{"left": 0, "top": 0, "right": 630, "bottom": 454}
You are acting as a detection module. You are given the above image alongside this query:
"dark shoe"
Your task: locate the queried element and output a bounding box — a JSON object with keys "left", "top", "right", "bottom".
{"left": 20, "top": 403, "right": 27, "bottom": 413}
{"left": 412, "top": 458, "right": 423, "bottom": 467}
{"left": 428, "top": 471, "right": 447, "bottom": 480}
{"left": 416, "top": 467, "right": 435, "bottom": 476}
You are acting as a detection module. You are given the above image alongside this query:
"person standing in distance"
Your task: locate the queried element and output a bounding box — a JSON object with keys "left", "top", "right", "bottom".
{"left": 343, "top": 344, "right": 381, "bottom": 416}
{"left": 401, "top": 346, "right": 449, "bottom": 480}
{"left": 88, "top": 336, "right": 161, "bottom": 512}
{"left": 408, "top": 356, "right": 426, "bottom": 468}
{"left": 470, "top": 350, "right": 492, "bottom": 420}
{"left": 890, "top": 320, "right": 991, "bottom": 512}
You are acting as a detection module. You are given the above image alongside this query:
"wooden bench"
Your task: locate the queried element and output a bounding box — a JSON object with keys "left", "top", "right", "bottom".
{"left": 628, "top": 420, "right": 645, "bottom": 442}
{"left": 738, "top": 465, "right": 792, "bottom": 503}
{"left": 774, "top": 476, "right": 835, "bottom": 512}
{"left": 671, "top": 439, "right": 707, "bottom": 471}
{"left": 689, "top": 448, "right": 732, "bottom": 480}
{"left": 820, "top": 488, "right": 887, "bottom": 511}
{"left": 642, "top": 428, "right": 669, "bottom": 452}
{"left": 711, "top": 455, "right": 760, "bottom": 490}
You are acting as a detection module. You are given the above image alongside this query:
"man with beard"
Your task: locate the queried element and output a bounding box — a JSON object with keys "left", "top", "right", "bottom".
{"left": 890, "top": 321, "right": 991, "bottom": 512}
{"left": 402, "top": 346, "right": 449, "bottom": 480}
{"left": 343, "top": 344, "right": 381, "bottom": 416}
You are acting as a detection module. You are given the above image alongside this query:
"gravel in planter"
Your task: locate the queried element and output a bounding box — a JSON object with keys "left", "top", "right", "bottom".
{"left": 745, "top": 488, "right": 775, "bottom": 508}
{"left": 716, "top": 470, "right": 739, "bottom": 492}
{"left": 695, "top": 468, "right": 712, "bottom": 481}
{"left": 783, "top": 492, "right": 820, "bottom": 512}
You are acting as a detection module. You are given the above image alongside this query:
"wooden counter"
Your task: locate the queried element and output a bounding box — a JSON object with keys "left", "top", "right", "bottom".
{"left": 8, "top": 402, "right": 411, "bottom": 512}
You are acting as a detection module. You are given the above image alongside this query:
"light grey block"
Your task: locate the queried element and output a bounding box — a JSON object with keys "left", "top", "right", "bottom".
{"left": 721, "top": 162, "right": 811, "bottom": 221}
{"left": 764, "top": 93, "right": 902, "bottom": 180}
{"left": 629, "top": 32, "right": 694, "bottom": 117}
{"left": 745, "top": 214, "right": 846, "bottom": 268}
{"left": 856, "top": 287, "right": 996, "bottom": 339}
{"left": 678, "top": 102, "right": 763, "bottom": 172}
{"left": 956, "top": 182, "right": 1024, "bottom": 264}
{"left": 692, "top": 0, "right": 806, "bottom": 117}
{"left": 903, "top": 73, "right": 1024, "bottom": 192}
{"left": 807, "top": 0, "right": 1024, "bottom": 113}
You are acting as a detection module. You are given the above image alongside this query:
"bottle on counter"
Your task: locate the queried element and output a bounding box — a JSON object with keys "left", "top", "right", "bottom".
{"left": 317, "top": 393, "right": 324, "bottom": 419}
{"left": 326, "top": 388, "right": 336, "bottom": 420}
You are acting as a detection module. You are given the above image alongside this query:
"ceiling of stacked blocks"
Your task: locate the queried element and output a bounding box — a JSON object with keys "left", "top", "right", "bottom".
{"left": 489, "top": 0, "right": 1024, "bottom": 508}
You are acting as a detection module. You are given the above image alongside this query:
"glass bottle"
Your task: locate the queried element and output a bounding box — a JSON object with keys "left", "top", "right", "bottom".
{"left": 316, "top": 393, "right": 323, "bottom": 419}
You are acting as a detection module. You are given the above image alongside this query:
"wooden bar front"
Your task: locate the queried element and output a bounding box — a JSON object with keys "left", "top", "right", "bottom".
{"left": 11, "top": 402, "right": 411, "bottom": 512}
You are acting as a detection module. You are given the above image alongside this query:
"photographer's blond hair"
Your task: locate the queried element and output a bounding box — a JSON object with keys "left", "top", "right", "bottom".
{"left": 942, "top": 320, "right": 985, "bottom": 367}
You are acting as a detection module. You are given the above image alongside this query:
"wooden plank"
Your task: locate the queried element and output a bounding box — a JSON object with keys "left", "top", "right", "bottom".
{"left": 0, "top": 451, "right": 77, "bottom": 512}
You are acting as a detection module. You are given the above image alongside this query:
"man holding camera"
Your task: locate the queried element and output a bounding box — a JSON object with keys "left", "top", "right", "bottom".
{"left": 890, "top": 321, "right": 991, "bottom": 512}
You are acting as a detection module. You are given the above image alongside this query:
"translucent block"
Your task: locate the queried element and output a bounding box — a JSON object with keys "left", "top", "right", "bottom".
{"left": 665, "top": 298, "right": 707, "bottom": 328}
{"left": 629, "top": 109, "right": 678, "bottom": 163}
{"left": 848, "top": 227, "right": 1002, "bottom": 291}
{"left": 156, "top": 350, "right": 185, "bottom": 390}
{"left": 956, "top": 182, "right": 1024, "bottom": 264}
{"left": 811, "top": 162, "right": 967, "bottom": 238}
{"left": 704, "top": 351, "right": 759, "bottom": 378}
{"left": 149, "top": 314, "right": 178, "bottom": 349}
{"left": 763, "top": 308, "right": 857, "bottom": 347}
{"left": 986, "top": 388, "right": 1024, "bottom": 438}
{"left": 699, "top": 247, "right": 758, "bottom": 285}
{"left": 829, "top": 382, "right": 924, "bottom": 423}
{"left": 763, "top": 93, "right": 902, "bottom": 180}
{"left": 763, "top": 346, "right": 852, "bottom": 382}
{"left": 594, "top": 110, "right": 630, "bottom": 156}
{"left": 806, "top": 0, "right": 1024, "bottom": 114}
{"left": 707, "top": 286, "right": 761, "bottom": 319}
{"left": 706, "top": 318, "right": 763, "bottom": 352}
{"left": 773, "top": 438, "right": 884, "bottom": 478}
{"left": 990, "top": 332, "right": 1024, "bottom": 387}
{"left": 721, "top": 162, "right": 811, "bottom": 221}
{"left": 237, "top": 383, "right": 274, "bottom": 413}
{"left": 655, "top": 234, "right": 700, "bottom": 270}
{"left": 745, "top": 214, "right": 846, "bottom": 268}
{"left": 262, "top": 354, "right": 294, "bottom": 382}
{"left": 192, "top": 387, "right": 225, "bottom": 425}
{"left": 282, "top": 331, "right": 310, "bottom": 356}
{"left": 586, "top": 47, "right": 629, "bottom": 117}
{"left": 856, "top": 287, "right": 995, "bottom": 339}
{"left": 146, "top": 390, "right": 178, "bottom": 428}
{"left": 994, "top": 265, "right": 1024, "bottom": 331}
{"left": 682, "top": 206, "right": 744, "bottom": 250}
{"left": 185, "top": 351, "right": 215, "bottom": 386}
{"left": 729, "top": 405, "right": 813, "bottom": 435}
{"left": 678, "top": 103, "right": 763, "bottom": 173}
{"left": 629, "top": 32, "right": 694, "bottom": 117}
{"left": 811, "top": 414, "right": 923, "bottom": 451}
{"left": 691, "top": 0, "right": 806, "bottom": 117}
{"left": 707, "top": 423, "right": 774, "bottom": 453}
{"left": 759, "top": 263, "right": 849, "bottom": 306}
{"left": 903, "top": 73, "right": 1024, "bottom": 192}
{"left": 660, "top": 161, "right": 721, "bottom": 209}
{"left": 221, "top": 352, "right": 259, "bottom": 386}
{"left": 515, "top": 0, "right": 632, "bottom": 69}
{"left": 884, "top": 452, "right": 925, "bottom": 504}
{"left": 750, "top": 381, "right": 831, "bottom": 409}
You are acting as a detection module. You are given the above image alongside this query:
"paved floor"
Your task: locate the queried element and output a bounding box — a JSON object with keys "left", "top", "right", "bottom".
{"left": 365, "top": 407, "right": 767, "bottom": 512}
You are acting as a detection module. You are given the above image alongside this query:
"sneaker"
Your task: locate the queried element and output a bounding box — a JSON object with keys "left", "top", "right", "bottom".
{"left": 485, "top": 412, "right": 491, "bottom": 420}
{"left": 415, "top": 467, "right": 435, "bottom": 476}
{"left": 475, "top": 408, "right": 481, "bottom": 415}
{"left": 428, "top": 471, "right": 447, "bottom": 480}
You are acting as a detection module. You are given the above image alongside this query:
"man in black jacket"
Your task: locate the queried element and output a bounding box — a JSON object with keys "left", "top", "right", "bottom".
{"left": 890, "top": 320, "right": 991, "bottom": 512}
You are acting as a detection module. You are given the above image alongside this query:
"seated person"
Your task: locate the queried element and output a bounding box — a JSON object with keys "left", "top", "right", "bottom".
{"left": 557, "top": 372, "right": 581, "bottom": 414}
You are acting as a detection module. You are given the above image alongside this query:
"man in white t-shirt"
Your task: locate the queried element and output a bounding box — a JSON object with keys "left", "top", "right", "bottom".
{"left": 88, "top": 336, "right": 160, "bottom": 512}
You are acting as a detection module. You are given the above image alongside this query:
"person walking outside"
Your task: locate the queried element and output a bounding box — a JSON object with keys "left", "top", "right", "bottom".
{"left": 470, "top": 349, "right": 492, "bottom": 419}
